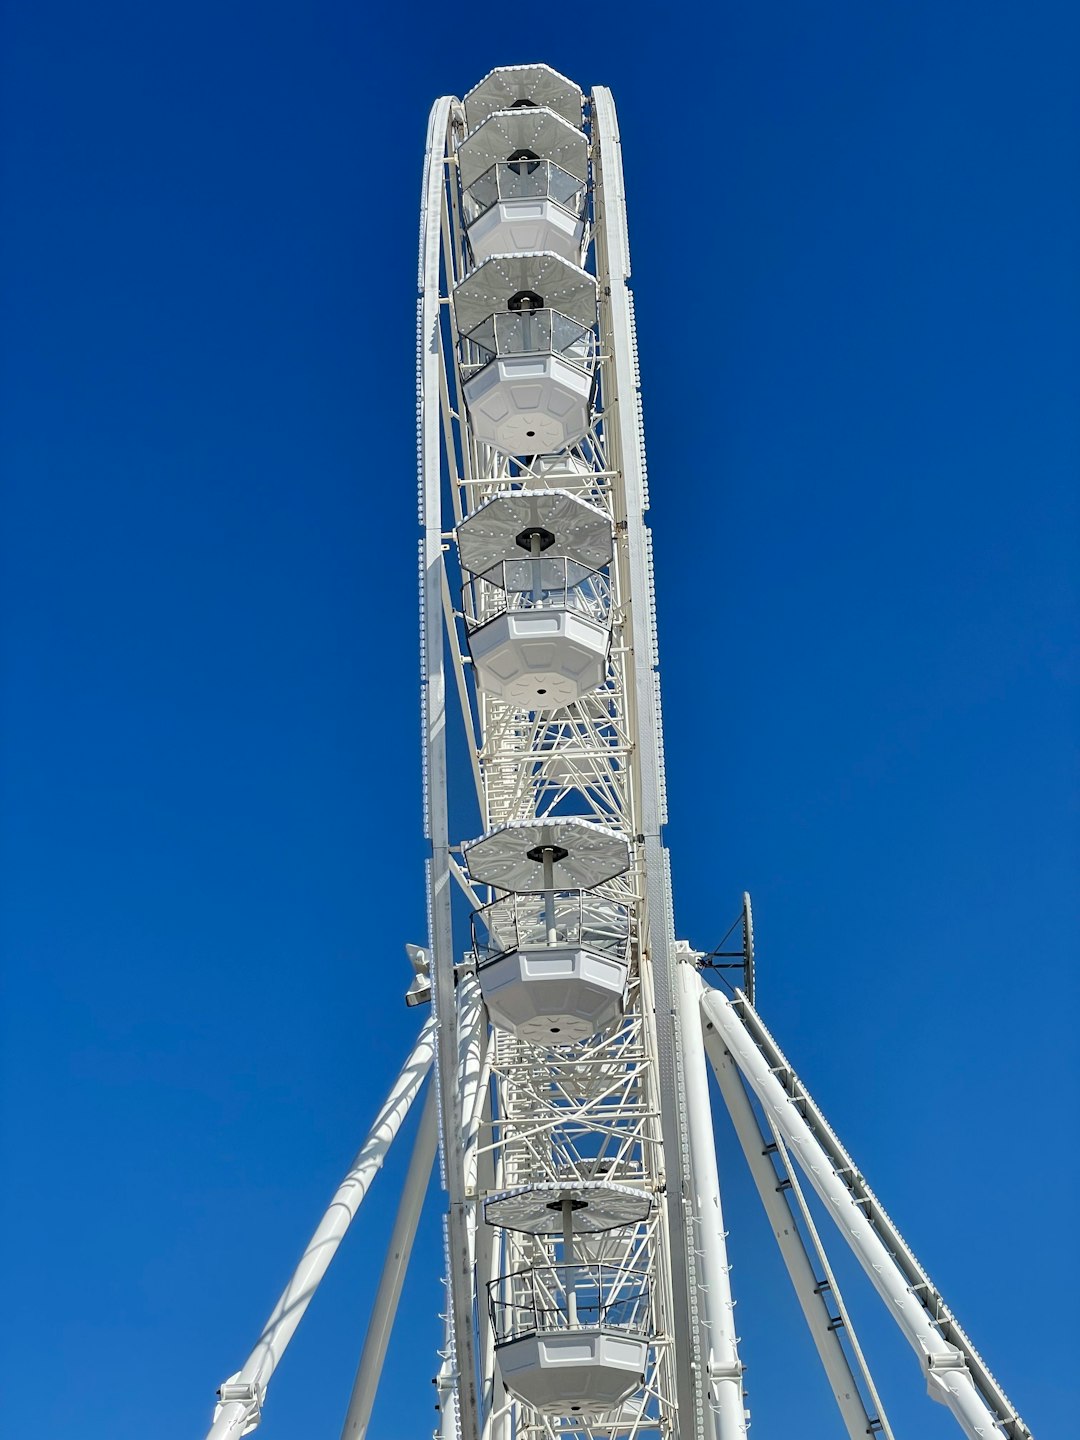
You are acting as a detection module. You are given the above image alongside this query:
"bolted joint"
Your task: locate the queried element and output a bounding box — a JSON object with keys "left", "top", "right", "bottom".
{"left": 926, "top": 1349, "right": 968, "bottom": 1373}
{"left": 214, "top": 1375, "right": 263, "bottom": 1435}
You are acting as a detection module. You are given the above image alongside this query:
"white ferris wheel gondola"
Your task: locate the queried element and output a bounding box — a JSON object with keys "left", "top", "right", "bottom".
{"left": 458, "top": 109, "right": 589, "bottom": 263}
{"left": 485, "top": 1180, "right": 653, "bottom": 1417}
{"left": 464, "top": 819, "right": 633, "bottom": 1042}
{"left": 460, "top": 487, "right": 614, "bottom": 706}
{"left": 454, "top": 253, "right": 598, "bottom": 455}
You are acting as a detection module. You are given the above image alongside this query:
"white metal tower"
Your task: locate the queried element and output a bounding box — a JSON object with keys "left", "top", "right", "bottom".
{"left": 204, "top": 64, "right": 1035, "bottom": 1440}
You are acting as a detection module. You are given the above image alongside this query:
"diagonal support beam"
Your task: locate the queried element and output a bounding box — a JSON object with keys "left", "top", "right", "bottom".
{"left": 770, "top": 1122, "right": 896, "bottom": 1438}
{"left": 699, "top": 986, "right": 890, "bottom": 1440}
{"left": 339, "top": 1082, "right": 439, "bottom": 1440}
{"left": 206, "top": 1017, "right": 437, "bottom": 1440}
{"left": 700, "top": 985, "right": 1024, "bottom": 1440}
{"left": 675, "top": 958, "right": 747, "bottom": 1440}
{"left": 729, "top": 989, "right": 1034, "bottom": 1440}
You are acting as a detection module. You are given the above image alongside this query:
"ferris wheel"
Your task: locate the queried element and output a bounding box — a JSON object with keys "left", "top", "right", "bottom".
{"left": 204, "top": 64, "right": 1034, "bottom": 1440}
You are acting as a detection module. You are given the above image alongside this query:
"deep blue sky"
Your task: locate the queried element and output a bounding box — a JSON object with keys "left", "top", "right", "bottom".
{"left": 2, "top": 4, "right": 1076, "bottom": 1437}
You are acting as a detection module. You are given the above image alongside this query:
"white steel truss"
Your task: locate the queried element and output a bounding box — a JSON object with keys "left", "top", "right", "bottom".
{"left": 420, "top": 71, "right": 705, "bottom": 1440}
{"left": 199, "top": 65, "right": 1035, "bottom": 1440}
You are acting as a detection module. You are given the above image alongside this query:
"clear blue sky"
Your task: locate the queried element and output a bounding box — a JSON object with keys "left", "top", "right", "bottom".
{"left": 1, "top": 4, "right": 1076, "bottom": 1437}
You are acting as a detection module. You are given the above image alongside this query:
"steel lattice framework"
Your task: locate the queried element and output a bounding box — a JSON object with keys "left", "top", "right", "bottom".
{"left": 202, "top": 65, "right": 1034, "bottom": 1440}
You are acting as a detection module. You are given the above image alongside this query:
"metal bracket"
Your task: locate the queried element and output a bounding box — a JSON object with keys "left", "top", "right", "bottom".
{"left": 213, "top": 1377, "right": 262, "bottom": 1436}
{"left": 405, "top": 942, "right": 432, "bottom": 1008}
{"left": 695, "top": 892, "right": 756, "bottom": 1004}
{"left": 928, "top": 1350, "right": 970, "bottom": 1372}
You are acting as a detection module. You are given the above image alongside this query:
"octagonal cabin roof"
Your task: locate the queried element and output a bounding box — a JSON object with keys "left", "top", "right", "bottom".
{"left": 457, "top": 106, "right": 589, "bottom": 190}
{"left": 464, "top": 63, "right": 583, "bottom": 134}
{"left": 456, "top": 490, "right": 613, "bottom": 576}
{"left": 453, "top": 251, "right": 597, "bottom": 333}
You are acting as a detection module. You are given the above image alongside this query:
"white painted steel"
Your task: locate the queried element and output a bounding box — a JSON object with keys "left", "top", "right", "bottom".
{"left": 463, "top": 352, "right": 594, "bottom": 457}
{"left": 463, "top": 65, "right": 583, "bottom": 132}
{"left": 729, "top": 990, "right": 1033, "bottom": 1440}
{"left": 701, "top": 1005, "right": 891, "bottom": 1440}
{"left": 436, "top": 1297, "right": 462, "bottom": 1440}
{"left": 464, "top": 818, "right": 631, "bottom": 891}
{"left": 592, "top": 84, "right": 704, "bottom": 1440}
{"left": 457, "top": 971, "right": 487, "bottom": 1193}
{"left": 453, "top": 252, "right": 596, "bottom": 332}
{"left": 771, "top": 1123, "right": 897, "bottom": 1440}
{"left": 457, "top": 108, "right": 589, "bottom": 187}
{"left": 339, "top": 1082, "right": 439, "bottom": 1440}
{"left": 485, "top": 1181, "right": 652, "bottom": 1233}
{"left": 498, "top": 1331, "right": 649, "bottom": 1413}
{"left": 419, "top": 67, "right": 709, "bottom": 1439}
{"left": 467, "top": 605, "right": 609, "bottom": 703}
{"left": 419, "top": 91, "right": 482, "bottom": 1440}
{"left": 675, "top": 959, "right": 747, "bottom": 1440}
{"left": 455, "top": 490, "right": 613, "bottom": 575}
{"left": 462, "top": 1023, "right": 491, "bottom": 1196}
{"left": 454, "top": 970, "right": 486, "bottom": 1349}
{"left": 699, "top": 986, "right": 1009, "bottom": 1440}
{"left": 467, "top": 200, "right": 585, "bottom": 266}
{"left": 206, "top": 1018, "right": 436, "bottom": 1440}
{"left": 480, "top": 943, "right": 628, "bottom": 1043}
{"left": 473, "top": 1083, "right": 506, "bottom": 1440}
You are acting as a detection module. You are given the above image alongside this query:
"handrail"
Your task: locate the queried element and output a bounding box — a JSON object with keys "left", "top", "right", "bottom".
{"left": 472, "top": 888, "right": 631, "bottom": 963}
{"left": 464, "top": 158, "right": 587, "bottom": 221}
{"left": 488, "top": 1262, "right": 651, "bottom": 1344}
{"left": 463, "top": 557, "right": 611, "bottom": 631}
{"left": 459, "top": 308, "right": 597, "bottom": 378}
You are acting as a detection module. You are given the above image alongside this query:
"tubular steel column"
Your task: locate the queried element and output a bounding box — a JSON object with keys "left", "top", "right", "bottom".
{"left": 207, "top": 1019, "right": 436, "bottom": 1440}
{"left": 340, "top": 1083, "right": 439, "bottom": 1440}
{"left": 700, "top": 988, "right": 891, "bottom": 1440}
{"left": 700, "top": 986, "right": 1014, "bottom": 1440}
{"left": 418, "top": 92, "right": 481, "bottom": 1440}
{"left": 675, "top": 959, "right": 747, "bottom": 1440}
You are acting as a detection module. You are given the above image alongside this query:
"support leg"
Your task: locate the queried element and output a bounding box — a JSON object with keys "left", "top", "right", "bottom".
{"left": 339, "top": 1082, "right": 439, "bottom": 1440}
{"left": 436, "top": 1276, "right": 462, "bottom": 1440}
{"left": 699, "top": 986, "right": 1012, "bottom": 1440}
{"left": 676, "top": 959, "right": 747, "bottom": 1440}
{"left": 207, "top": 1018, "right": 436, "bottom": 1440}
{"left": 700, "top": 991, "right": 890, "bottom": 1440}
{"left": 473, "top": 1082, "right": 509, "bottom": 1440}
